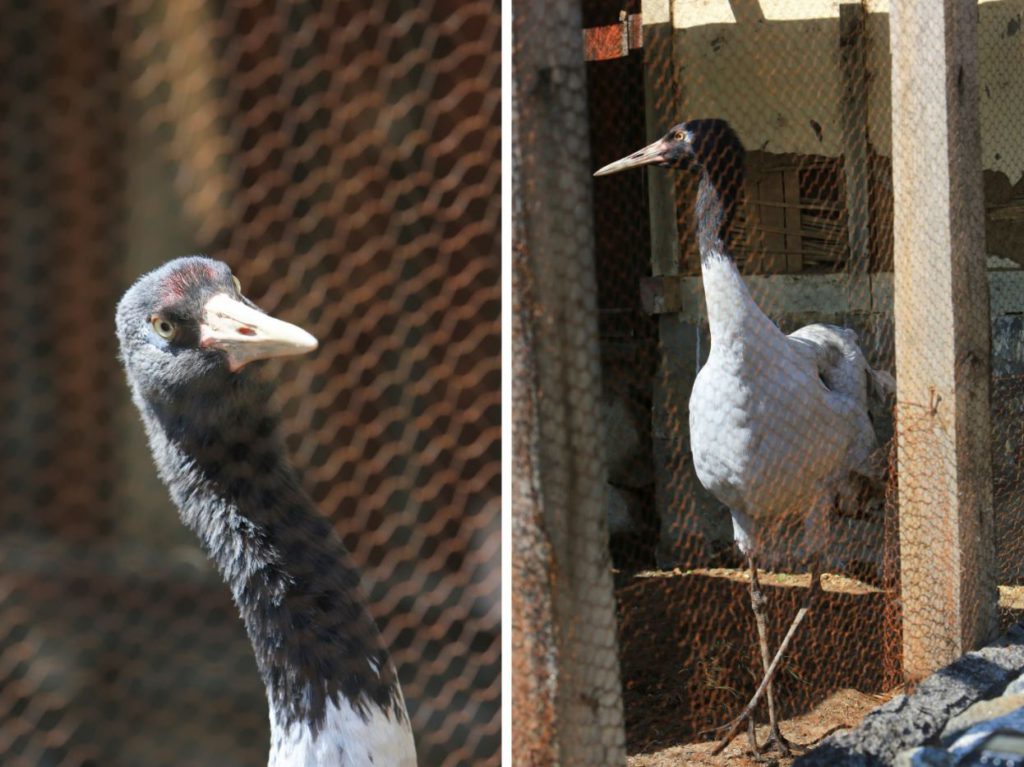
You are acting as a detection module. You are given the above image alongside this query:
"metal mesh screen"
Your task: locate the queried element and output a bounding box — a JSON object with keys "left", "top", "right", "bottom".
{"left": 515, "top": 1, "right": 1020, "bottom": 764}
{"left": 0, "top": 2, "right": 500, "bottom": 766}
{"left": 511, "top": 0, "right": 627, "bottom": 763}
{"left": 982, "top": 0, "right": 1024, "bottom": 630}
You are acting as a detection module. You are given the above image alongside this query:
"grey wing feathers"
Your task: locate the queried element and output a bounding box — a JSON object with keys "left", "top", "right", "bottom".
{"left": 788, "top": 323, "right": 895, "bottom": 485}
{"left": 786, "top": 323, "right": 895, "bottom": 405}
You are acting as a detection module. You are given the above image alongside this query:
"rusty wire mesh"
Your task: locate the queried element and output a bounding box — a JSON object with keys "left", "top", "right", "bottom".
{"left": 511, "top": 0, "right": 626, "bottom": 764}
{"left": 0, "top": 1, "right": 500, "bottom": 766}
{"left": 515, "top": 1, "right": 1023, "bottom": 764}
{"left": 983, "top": 0, "right": 1024, "bottom": 633}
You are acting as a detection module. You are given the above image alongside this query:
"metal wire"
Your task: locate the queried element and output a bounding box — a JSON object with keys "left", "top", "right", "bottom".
{"left": 0, "top": 1, "right": 499, "bottom": 766}
{"left": 515, "top": 0, "right": 1024, "bottom": 762}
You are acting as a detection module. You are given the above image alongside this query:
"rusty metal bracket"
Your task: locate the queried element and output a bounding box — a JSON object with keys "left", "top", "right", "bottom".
{"left": 582, "top": 12, "right": 643, "bottom": 62}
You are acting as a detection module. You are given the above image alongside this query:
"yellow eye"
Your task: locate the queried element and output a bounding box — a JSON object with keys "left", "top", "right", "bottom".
{"left": 675, "top": 131, "right": 686, "bottom": 141}
{"left": 151, "top": 315, "right": 176, "bottom": 340}
{"left": 231, "top": 275, "right": 242, "bottom": 294}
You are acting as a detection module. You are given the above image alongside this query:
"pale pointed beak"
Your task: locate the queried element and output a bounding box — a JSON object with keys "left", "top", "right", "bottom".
{"left": 200, "top": 293, "right": 318, "bottom": 372}
{"left": 593, "top": 137, "right": 672, "bottom": 177}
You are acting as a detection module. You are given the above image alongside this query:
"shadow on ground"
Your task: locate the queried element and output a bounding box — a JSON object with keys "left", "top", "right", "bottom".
{"left": 616, "top": 570, "right": 893, "bottom": 755}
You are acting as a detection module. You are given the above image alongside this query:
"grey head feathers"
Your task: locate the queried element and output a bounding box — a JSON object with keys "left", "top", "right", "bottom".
{"left": 116, "top": 257, "right": 412, "bottom": 756}
{"left": 594, "top": 118, "right": 747, "bottom": 257}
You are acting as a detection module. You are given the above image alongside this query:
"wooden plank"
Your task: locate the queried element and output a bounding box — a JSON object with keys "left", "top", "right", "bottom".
{"left": 739, "top": 175, "right": 761, "bottom": 272}
{"left": 512, "top": 0, "right": 627, "bottom": 762}
{"left": 640, "top": 272, "right": 874, "bottom": 319}
{"left": 840, "top": 3, "right": 871, "bottom": 277}
{"left": 639, "top": 270, "right": 1024, "bottom": 320}
{"left": 642, "top": 0, "right": 682, "bottom": 276}
{"left": 782, "top": 167, "right": 803, "bottom": 272}
{"left": 757, "top": 171, "right": 788, "bottom": 273}
{"left": 869, "top": 151, "right": 894, "bottom": 271}
{"left": 890, "top": 0, "right": 996, "bottom": 679}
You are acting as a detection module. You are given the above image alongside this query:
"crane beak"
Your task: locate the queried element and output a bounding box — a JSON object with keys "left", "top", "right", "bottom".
{"left": 200, "top": 293, "right": 318, "bottom": 372}
{"left": 593, "top": 137, "right": 672, "bottom": 176}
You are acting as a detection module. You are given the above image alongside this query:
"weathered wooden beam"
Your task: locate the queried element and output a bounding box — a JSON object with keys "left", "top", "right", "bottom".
{"left": 840, "top": 2, "right": 871, "bottom": 276}
{"left": 641, "top": 0, "right": 682, "bottom": 277}
{"left": 890, "top": 0, "right": 996, "bottom": 679}
{"left": 639, "top": 269, "right": 1024, "bottom": 321}
{"left": 781, "top": 168, "right": 803, "bottom": 272}
{"left": 512, "top": 0, "right": 626, "bottom": 762}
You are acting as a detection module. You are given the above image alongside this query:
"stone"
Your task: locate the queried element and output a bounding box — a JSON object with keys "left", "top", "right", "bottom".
{"left": 947, "top": 705, "right": 1024, "bottom": 762}
{"left": 940, "top": 692, "right": 1024, "bottom": 743}
{"left": 893, "top": 747, "right": 954, "bottom": 767}
{"left": 796, "top": 624, "right": 1024, "bottom": 766}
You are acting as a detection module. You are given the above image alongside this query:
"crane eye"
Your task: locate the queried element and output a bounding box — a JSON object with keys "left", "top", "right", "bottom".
{"left": 151, "top": 315, "right": 177, "bottom": 340}
{"left": 674, "top": 130, "right": 686, "bottom": 141}
{"left": 231, "top": 275, "right": 242, "bottom": 294}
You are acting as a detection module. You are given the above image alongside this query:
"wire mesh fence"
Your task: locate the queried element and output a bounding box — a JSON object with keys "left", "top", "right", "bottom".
{"left": 514, "top": 0, "right": 1024, "bottom": 764}
{"left": 511, "top": 0, "right": 627, "bottom": 763}
{"left": 0, "top": 1, "right": 500, "bottom": 766}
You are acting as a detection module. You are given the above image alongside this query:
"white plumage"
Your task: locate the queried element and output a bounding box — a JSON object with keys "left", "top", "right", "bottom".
{"left": 692, "top": 252, "right": 894, "bottom": 558}
{"left": 269, "top": 691, "right": 417, "bottom": 767}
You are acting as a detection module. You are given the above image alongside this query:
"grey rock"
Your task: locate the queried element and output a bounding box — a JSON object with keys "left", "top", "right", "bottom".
{"left": 796, "top": 624, "right": 1024, "bottom": 767}
{"left": 940, "top": 693, "right": 1024, "bottom": 743}
{"left": 893, "top": 747, "right": 954, "bottom": 767}
{"left": 947, "top": 706, "right": 1024, "bottom": 763}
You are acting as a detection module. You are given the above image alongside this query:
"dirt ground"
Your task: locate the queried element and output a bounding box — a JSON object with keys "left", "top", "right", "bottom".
{"left": 616, "top": 569, "right": 1024, "bottom": 766}
{"left": 616, "top": 568, "right": 903, "bottom": 767}
{"left": 627, "top": 687, "right": 891, "bottom": 767}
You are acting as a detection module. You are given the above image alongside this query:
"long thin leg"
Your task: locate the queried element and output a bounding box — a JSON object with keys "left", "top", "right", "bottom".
{"left": 713, "top": 560, "right": 822, "bottom": 756}
{"left": 745, "top": 561, "right": 761, "bottom": 755}
{"left": 750, "top": 558, "right": 789, "bottom": 757}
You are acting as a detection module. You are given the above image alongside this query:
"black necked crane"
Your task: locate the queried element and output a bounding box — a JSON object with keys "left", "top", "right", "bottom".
{"left": 116, "top": 257, "right": 418, "bottom": 767}
{"left": 596, "top": 119, "right": 893, "bottom": 755}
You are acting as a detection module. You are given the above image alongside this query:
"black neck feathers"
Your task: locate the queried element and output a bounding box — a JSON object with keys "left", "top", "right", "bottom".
{"left": 694, "top": 146, "right": 744, "bottom": 263}
{"left": 133, "top": 370, "right": 405, "bottom": 734}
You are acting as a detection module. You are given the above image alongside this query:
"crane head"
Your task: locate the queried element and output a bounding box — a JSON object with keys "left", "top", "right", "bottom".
{"left": 593, "top": 118, "right": 745, "bottom": 178}
{"left": 116, "top": 257, "right": 318, "bottom": 401}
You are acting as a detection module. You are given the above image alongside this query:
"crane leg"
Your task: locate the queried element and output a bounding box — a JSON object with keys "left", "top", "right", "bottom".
{"left": 712, "top": 558, "right": 822, "bottom": 757}
{"left": 750, "top": 556, "right": 789, "bottom": 757}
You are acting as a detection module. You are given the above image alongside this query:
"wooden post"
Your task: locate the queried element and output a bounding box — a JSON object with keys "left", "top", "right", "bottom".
{"left": 512, "top": 0, "right": 627, "bottom": 763}
{"left": 840, "top": 2, "right": 870, "bottom": 277}
{"left": 890, "top": 0, "right": 996, "bottom": 679}
{"left": 641, "top": 0, "right": 681, "bottom": 277}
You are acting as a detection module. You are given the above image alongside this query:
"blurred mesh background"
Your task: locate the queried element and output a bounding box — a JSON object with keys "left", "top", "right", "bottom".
{"left": 0, "top": 1, "right": 500, "bottom": 766}
{"left": 515, "top": 0, "right": 1024, "bottom": 764}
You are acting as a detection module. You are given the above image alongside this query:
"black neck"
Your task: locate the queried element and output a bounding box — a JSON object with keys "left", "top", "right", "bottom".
{"left": 694, "top": 154, "right": 743, "bottom": 262}
{"left": 135, "top": 373, "right": 404, "bottom": 733}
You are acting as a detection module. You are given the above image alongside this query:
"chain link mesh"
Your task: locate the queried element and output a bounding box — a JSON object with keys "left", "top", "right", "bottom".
{"left": 516, "top": 1, "right": 1023, "bottom": 764}
{"left": 0, "top": 1, "right": 499, "bottom": 765}
{"left": 512, "top": 0, "right": 627, "bottom": 764}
